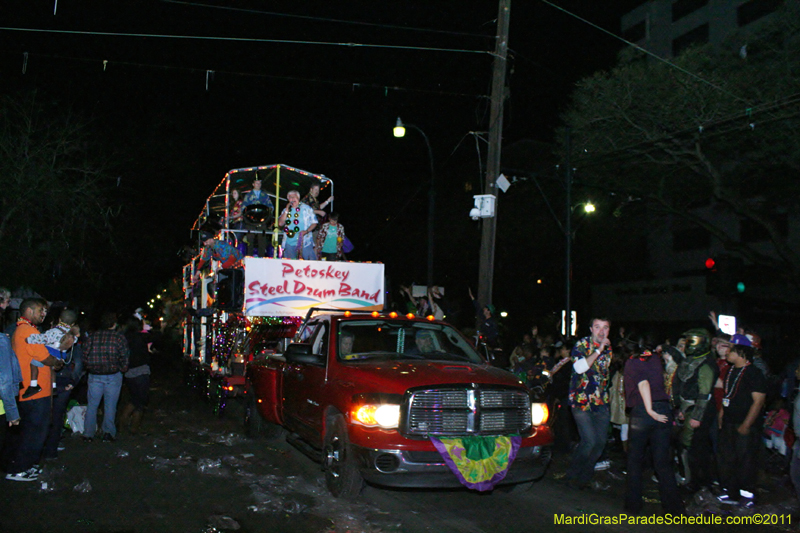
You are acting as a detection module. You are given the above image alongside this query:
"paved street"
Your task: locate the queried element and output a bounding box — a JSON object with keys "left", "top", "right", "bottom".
{"left": 1, "top": 353, "right": 797, "bottom": 533}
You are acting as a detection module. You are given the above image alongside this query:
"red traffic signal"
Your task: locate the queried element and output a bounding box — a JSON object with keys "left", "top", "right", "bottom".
{"left": 705, "top": 258, "right": 716, "bottom": 270}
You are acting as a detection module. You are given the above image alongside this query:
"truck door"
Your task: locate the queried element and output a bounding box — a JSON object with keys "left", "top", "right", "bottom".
{"left": 282, "top": 320, "right": 328, "bottom": 445}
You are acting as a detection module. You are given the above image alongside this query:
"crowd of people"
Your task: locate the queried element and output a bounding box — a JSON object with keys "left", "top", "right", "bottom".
{"left": 0, "top": 289, "right": 160, "bottom": 483}
{"left": 506, "top": 312, "right": 796, "bottom": 515}
{"left": 196, "top": 178, "right": 346, "bottom": 274}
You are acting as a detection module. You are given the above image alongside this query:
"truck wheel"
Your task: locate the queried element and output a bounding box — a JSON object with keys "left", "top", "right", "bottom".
{"left": 244, "top": 391, "right": 285, "bottom": 439}
{"left": 323, "top": 414, "right": 364, "bottom": 499}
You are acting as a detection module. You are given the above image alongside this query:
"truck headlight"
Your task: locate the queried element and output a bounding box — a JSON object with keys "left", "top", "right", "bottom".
{"left": 352, "top": 404, "right": 401, "bottom": 428}
{"left": 531, "top": 402, "right": 549, "bottom": 426}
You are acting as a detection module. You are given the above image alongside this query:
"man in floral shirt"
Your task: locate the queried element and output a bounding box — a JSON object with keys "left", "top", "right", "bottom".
{"left": 565, "top": 317, "right": 612, "bottom": 490}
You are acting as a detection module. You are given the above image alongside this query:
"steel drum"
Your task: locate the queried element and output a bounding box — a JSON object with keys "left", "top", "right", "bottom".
{"left": 244, "top": 204, "right": 272, "bottom": 224}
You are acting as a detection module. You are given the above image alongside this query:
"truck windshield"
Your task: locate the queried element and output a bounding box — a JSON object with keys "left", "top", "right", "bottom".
{"left": 337, "top": 321, "right": 483, "bottom": 364}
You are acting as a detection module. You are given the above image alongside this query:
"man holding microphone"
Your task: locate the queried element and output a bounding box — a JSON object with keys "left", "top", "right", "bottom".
{"left": 564, "top": 318, "right": 612, "bottom": 490}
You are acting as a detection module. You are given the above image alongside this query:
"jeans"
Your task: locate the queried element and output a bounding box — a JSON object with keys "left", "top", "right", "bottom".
{"left": 283, "top": 240, "right": 316, "bottom": 260}
{"left": 790, "top": 441, "right": 800, "bottom": 497}
{"left": 625, "top": 402, "right": 684, "bottom": 514}
{"left": 125, "top": 374, "right": 150, "bottom": 411}
{"left": 718, "top": 422, "right": 760, "bottom": 500}
{"left": 567, "top": 405, "right": 610, "bottom": 485}
{"left": 243, "top": 220, "right": 270, "bottom": 257}
{"left": 84, "top": 372, "right": 123, "bottom": 438}
{"left": 43, "top": 388, "right": 73, "bottom": 458}
{"left": 9, "top": 397, "right": 51, "bottom": 474}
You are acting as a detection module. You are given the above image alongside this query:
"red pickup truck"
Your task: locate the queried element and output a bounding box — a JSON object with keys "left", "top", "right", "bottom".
{"left": 244, "top": 310, "right": 553, "bottom": 498}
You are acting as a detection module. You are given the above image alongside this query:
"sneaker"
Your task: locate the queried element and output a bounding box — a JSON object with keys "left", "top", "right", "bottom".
{"left": 5, "top": 468, "right": 39, "bottom": 482}
{"left": 101, "top": 433, "right": 116, "bottom": 443}
{"left": 717, "top": 493, "right": 739, "bottom": 505}
{"left": 21, "top": 385, "right": 41, "bottom": 399}
{"left": 594, "top": 460, "right": 611, "bottom": 471}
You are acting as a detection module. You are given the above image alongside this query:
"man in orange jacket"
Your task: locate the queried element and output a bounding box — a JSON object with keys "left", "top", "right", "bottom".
{"left": 6, "top": 298, "right": 64, "bottom": 482}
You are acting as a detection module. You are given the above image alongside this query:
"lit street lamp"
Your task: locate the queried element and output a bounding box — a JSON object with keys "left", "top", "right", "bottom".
{"left": 393, "top": 117, "right": 436, "bottom": 290}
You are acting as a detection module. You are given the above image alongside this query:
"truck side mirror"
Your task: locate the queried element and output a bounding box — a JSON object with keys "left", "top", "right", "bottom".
{"left": 284, "top": 343, "right": 324, "bottom": 366}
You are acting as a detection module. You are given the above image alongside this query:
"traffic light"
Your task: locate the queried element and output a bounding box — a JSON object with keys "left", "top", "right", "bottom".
{"left": 705, "top": 255, "right": 745, "bottom": 296}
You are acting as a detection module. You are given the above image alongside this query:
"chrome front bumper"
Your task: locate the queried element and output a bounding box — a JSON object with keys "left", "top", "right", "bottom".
{"left": 352, "top": 443, "right": 552, "bottom": 489}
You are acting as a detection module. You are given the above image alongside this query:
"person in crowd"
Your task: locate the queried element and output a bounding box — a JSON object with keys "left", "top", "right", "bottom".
{"left": 712, "top": 334, "right": 732, "bottom": 410}
{"left": 672, "top": 328, "right": 719, "bottom": 492}
{"left": 564, "top": 317, "right": 612, "bottom": 490}
{"left": 82, "top": 312, "right": 129, "bottom": 442}
{"left": 0, "top": 288, "right": 21, "bottom": 465}
{"left": 6, "top": 298, "right": 64, "bottom": 482}
{"left": 195, "top": 231, "right": 244, "bottom": 275}
{"left": 21, "top": 308, "right": 78, "bottom": 398}
{"left": 657, "top": 343, "right": 682, "bottom": 403}
{"left": 549, "top": 340, "right": 576, "bottom": 451}
{"left": 315, "top": 212, "right": 346, "bottom": 261}
{"left": 746, "top": 331, "right": 766, "bottom": 370}
{"left": 763, "top": 398, "right": 790, "bottom": 456}
{"left": 710, "top": 333, "right": 732, "bottom": 456}
{"left": 509, "top": 333, "right": 535, "bottom": 368}
{"left": 24, "top": 308, "right": 80, "bottom": 460}
{"left": 228, "top": 187, "right": 244, "bottom": 229}
{"left": 546, "top": 341, "right": 573, "bottom": 389}
{"left": 609, "top": 347, "right": 629, "bottom": 456}
{"left": 398, "top": 285, "right": 436, "bottom": 317}
{"left": 511, "top": 344, "right": 543, "bottom": 390}
{"left": 408, "top": 330, "right": 436, "bottom": 356}
{"left": 530, "top": 325, "right": 545, "bottom": 350}
{"left": 279, "top": 189, "right": 317, "bottom": 260}
{"left": 242, "top": 177, "right": 274, "bottom": 257}
{"left": 623, "top": 347, "right": 685, "bottom": 515}
{"left": 119, "top": 317, "right": 159, "bottom": 434}
{"left": 340, "top": 330, "right": 356, "bottom": 360}
{"left": 398, "top": 285, "right": 421, "bottom": 315}
{"left": 426, "top": 287, "right": 444, "bottom": 321}
{"left": 789, "top": 363, "right": 800, "bottom": 499}
{"left": 226, "top": 187, "right": 245, "bottom": 251}
{"left": 468, "top": 287, "right": 499, "bottom": 349}
{"left": 717, "top": 334, "right": 766, "bottom": 507}
{"left": 302, "top": 181, "right": 333, "bottom": 220}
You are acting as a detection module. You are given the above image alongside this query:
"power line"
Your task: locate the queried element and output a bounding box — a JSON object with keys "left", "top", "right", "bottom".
{"left": 4, "top": 50, "right": 487, "bottom": 99}
{"left": 538, "top": 0, "right": 751, "bottom": 105}
{"left": 0, "top": 26, "right": 489, "bottom": 55}
{"left": 161, "top": 0, "right": 494, "bottom": 40}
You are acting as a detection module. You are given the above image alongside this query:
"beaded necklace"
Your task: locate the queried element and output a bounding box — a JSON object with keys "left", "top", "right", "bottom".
{"left": 283, "top": 205, "right": 302, "bottom": 237}
{"left": 723, "top": 362, "right": 750, "bottom": 407}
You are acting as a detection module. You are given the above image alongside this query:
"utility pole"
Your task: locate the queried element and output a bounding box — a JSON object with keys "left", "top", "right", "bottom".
{"left": 477, "top": 0, "right": 511, "bottom": 309}
{"left": 564, "top": 128, "right": 573, "bottom": 339}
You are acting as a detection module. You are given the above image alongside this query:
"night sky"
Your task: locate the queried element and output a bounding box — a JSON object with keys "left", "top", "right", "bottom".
{"left": 1, "top": 1, "right": 644, "bottom": 328}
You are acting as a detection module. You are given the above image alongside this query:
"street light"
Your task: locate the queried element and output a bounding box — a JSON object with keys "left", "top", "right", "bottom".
{"left": 393, "top": 117, "right": 436, "bottom": 290}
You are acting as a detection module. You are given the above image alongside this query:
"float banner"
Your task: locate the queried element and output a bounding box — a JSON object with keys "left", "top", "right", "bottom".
{"left": 244, "top": 257, "right": 384, "bottom": 316}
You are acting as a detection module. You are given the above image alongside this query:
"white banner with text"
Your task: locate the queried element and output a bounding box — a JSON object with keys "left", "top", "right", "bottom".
{"left": 244, "top": 257, "right": 384, "bottom": 316}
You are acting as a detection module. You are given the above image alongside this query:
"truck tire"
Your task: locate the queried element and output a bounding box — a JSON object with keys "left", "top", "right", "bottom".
{"left": 244, "top": 391, "right": 284, "bottom": 439}
{"left": 323, "top": 414, "right": 364, "bottom": 499}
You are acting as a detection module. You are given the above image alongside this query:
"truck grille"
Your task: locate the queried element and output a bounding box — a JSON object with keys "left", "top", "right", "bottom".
{"left": 405, "top": 387, "right": 531, "bottom": 436}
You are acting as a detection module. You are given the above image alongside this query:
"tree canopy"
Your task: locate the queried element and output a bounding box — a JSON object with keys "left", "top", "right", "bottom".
{"left": 559, "top": 4, "right": 800, "bottom": 286}
{"left": 0, "top": 92, "right": 118, "bottom": 299}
